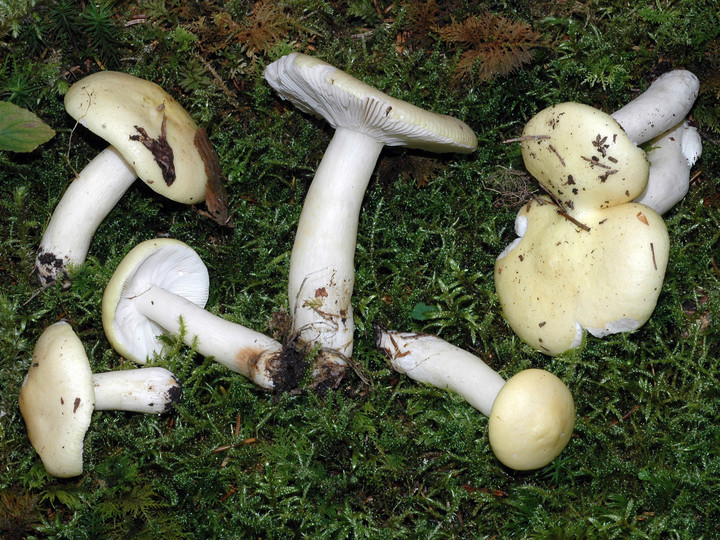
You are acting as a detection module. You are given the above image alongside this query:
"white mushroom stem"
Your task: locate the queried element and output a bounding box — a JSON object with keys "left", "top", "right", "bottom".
{"left": 634, "top": 121, "right": 703, "bottom": 215}
{"left": 376, "top": 329, "right": 505, "bottom": 416}
{"left": 36, "top": 146, "right": 137, "bottom": 287}
{"left": 92, "top": 367, "right": 182, "bottom": 414}
{"left": 611, "top": 70, "right": 699, "bottom": 145}
{"left": 130, "top": 284, "right": 284, "bottom": 389}
{"left": 288, "top": 129, "right": 384, "bottom": 373}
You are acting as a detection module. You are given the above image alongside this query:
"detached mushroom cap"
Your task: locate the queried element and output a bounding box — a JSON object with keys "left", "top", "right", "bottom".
{"left": 18, "top": 322, "right": 95, "bottom": 477}
{"left": 264, "top": 52, "right": 478, "bottom": 153}
{"left": 520, "top": 102, "right": 649, "bottom": 210}
{"left": 102, "top": 238, "right": 209, "bottom": 363}
{"left": 488, "top": 369, "right": 575, "bottom": 470}
{"left": 64, "top": 71, "right": 207, "bottom": 204}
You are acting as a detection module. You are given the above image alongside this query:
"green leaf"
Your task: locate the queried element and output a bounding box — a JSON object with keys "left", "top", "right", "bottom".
{"left": 410, "top": 302, "right": 437, "bottom": 321}
{"left": 0, "top": 101, "right": 55, "bottom": 152}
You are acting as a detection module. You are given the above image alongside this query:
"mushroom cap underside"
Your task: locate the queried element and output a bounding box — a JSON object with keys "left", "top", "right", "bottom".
{"left": 494, "top": 198, "right": 669, "bottom": 355}
{"left": 102, "top": 238, "right": 209, "bottom": 363}
{"left": 265, "top": 53, "right": 477, "bottom": 153}
{"left": 18, "top": 322, "right": 95, "bottom": 477}
{"left": 64, "top": 71, "right": 206, "bottom": 204}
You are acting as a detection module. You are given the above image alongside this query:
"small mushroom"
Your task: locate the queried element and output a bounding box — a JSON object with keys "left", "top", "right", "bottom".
{"left": 495, "top": 102, "right": 670, "bottom": 355}
{"left": 102, "top": 238, "right": 304, "bottom": 391}
{"left": 376, "top": 329, "right": 575, "bottom": 470}
{"left": 35, "top": 71, "right": 227, "bottom": 287}
{"left": 18, "top": 321, "right": 182, "bottom": 477}
{"left": 265, "top": 53, "right": 477, "bottom": 386}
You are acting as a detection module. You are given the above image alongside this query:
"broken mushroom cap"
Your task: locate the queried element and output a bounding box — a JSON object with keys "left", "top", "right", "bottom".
{"left": 495, "top": 200, "right": 670, "bottom": 355}
{"left": 264, "top": 53, "right": 478, "bottom": 152}
{"left": 64, "top": 70, "right": 207, "bottom": 203}
{"left": 18, "top": 321, "right": 94, "bottom": 477}
{"left": 488, "top": 369, "right": 575, "bottom": 471}
{"left": 102, "top": 238, "right": 210, "bottom": 363}
{"left": 520, "top": 102, "right": 650, "bottom": 211}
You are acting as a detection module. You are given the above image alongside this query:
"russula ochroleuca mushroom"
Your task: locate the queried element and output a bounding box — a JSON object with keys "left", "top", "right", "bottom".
{"left": 35, "top": 71, "right": 228, "bottom": 287}
{"left": 376, "top": 329, "right": 575, "bottom": 470}
{"left": 634, "top": 120, "right": 702, "bottom": 215}
{"left": 495, "top": 101, "right": 670, "bottom": 355}
{"left": 609, "top": 70, "right": 701, "bottom": 215}
{"left": 102, "top": 238, "right": 304, "bottom": 391}
{"left": 264, "top": 53, "right": 477, "bottom": 387}
{"left": 610, "top": 70, "right": 700, "bottom": 146}
{"left": 18, "top": 321, "right": 182, "bottom": 477}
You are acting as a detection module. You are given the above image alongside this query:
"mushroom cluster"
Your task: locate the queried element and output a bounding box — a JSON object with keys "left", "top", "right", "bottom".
{"left": 19, "top": 58, "right": 701, "bottom": 477}
{"left": 495, "top": 70, "right": 701, "bottom": 355}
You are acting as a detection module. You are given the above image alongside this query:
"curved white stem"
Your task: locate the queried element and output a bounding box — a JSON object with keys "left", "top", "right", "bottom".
{"left": 132, "top": 284, "right": 283, "bottom": 389}
{"left": 634, "top": 121, "right": 702, "bottom": 214}
{"left": 288, "top": 128, "right": 384, "bottom": 376}
{"left": 93, "top": 367, "right": 182, "bottom": 414}
{"left": 611, "top": 70, "right": 699, "bottom": 145}
{"left": 36, "top": 146, "right": 137, "bottom": 286}
{"left": 376, "top": 329, "right": 505, "bottom": 416}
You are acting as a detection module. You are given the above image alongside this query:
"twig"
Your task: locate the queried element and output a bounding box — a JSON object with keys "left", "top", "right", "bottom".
{"left": 502, "top": 135, "right": 550, "bottom": 143}
{"left": 650, "top": 243, "right": 657, "bottom": 270}
{"left": 557, "top": 210, "right": 591, "bottom": 232}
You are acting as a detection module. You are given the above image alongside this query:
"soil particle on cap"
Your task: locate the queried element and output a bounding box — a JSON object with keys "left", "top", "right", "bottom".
{"left": 130, "top": 114, "right": 176, "bottom": 186}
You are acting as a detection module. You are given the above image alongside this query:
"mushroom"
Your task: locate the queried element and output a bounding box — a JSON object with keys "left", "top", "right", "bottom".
{"left": 264, "top": 53, "right": 477, "bottom": 386}
{"left": 376, "top": 328, "right": 575, "bottom": 470}
{"left": 102, "top": 238, "right": 304, "bottom": 391}
{"left": 610, "top": 70, "right": 700, "bottom": 145}
{"left": 18, "top": 321, "right": 182, "bottom": 477}
{"left": 495, "top": 102, "right": 670, "bottom": 355}
{"left": 35, "top": 70, "right": 228, "bottom": 287}
{"left": 608, "top": 70, "right": 701, "bottom": 215}
{"left": 633, "top": 120, "right": 702, "bottom": 215}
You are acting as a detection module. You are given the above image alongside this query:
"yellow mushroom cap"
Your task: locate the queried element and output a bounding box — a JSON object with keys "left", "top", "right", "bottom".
{"left": 494, "top": 198, "right": 669, "bottom": 355}
{"left": 18, "top": 322, "right": 95, "bottom": 477}
{"left": 488, "top": 369, "right": 575, "bottom": 470}
{"left": 520, "top": 102, "right": 649, "bottom": 210}
{"left": 64, "top": 71, "right": 206, "bottom": 204}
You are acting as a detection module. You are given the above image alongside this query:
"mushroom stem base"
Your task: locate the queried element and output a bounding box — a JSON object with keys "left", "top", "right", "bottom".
{"left": 132, "top": 284, "right": 295, "bottom": 390}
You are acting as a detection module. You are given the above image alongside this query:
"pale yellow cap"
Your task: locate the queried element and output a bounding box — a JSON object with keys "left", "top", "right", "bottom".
{"left": 488, "top": 369, "right": 574, "bottom": 470}
{"left": 18, "top": 322, "right": 95, "bottom": 477}
{"left": 65, "top": 71, "right": 206, "bottom": 204}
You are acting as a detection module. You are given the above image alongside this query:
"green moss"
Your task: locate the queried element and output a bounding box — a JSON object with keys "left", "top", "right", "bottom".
{"left": 1, "top": 0, "right": 719, "bottom": 537}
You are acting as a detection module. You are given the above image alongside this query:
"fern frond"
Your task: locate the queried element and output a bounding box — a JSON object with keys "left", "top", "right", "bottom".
{"left": 434, "top": 12, "right": 545, "bottom": 83}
